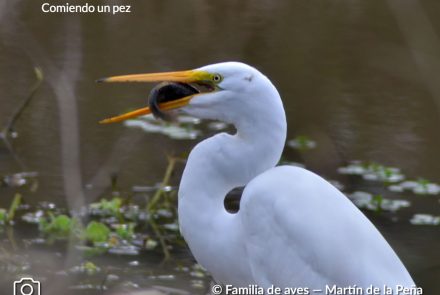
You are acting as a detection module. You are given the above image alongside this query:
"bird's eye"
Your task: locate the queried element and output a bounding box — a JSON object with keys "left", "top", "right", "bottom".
{"left": 212, "top": 74, "right": 222, "bottom": 83}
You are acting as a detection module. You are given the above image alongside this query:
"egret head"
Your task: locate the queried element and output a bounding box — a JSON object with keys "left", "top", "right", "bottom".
{"left": 98, "top": 62, "right": 282, "bottom": 125}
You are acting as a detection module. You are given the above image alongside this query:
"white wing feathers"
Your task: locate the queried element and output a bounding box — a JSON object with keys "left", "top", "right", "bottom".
{"left": 240, "top": 166, "right": 414, "bottom": 291}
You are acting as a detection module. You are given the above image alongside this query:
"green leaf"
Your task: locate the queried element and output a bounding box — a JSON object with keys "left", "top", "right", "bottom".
{"left": 89, "top": 198, "right": 122, "bottom": 216}
{"left": 84, "top": 221, "right": 110, "bottom": 243}
{"left": 0, "top": 208, "right": 7, "bottom": 225}
{"left": 287, "top": 135, "right": 317, "bottom": 151}
{"left": 39, "top": 214, "right": 76, "bottom": 237}
{"left": 7, "top": 193, "right": 21, "bottom": 222}
{"left": 83, "top": 261, "right": 100, "bottom": 275}
{"left": 115, "top": 223, "right": 135, "bottom": 240}
{"left": 372, "top": 194, "right": 383, "bottom": 213}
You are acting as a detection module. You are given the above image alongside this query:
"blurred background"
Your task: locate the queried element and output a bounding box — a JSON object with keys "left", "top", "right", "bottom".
{"left": 0, "top": 0, "right": 439, "bottom": 294}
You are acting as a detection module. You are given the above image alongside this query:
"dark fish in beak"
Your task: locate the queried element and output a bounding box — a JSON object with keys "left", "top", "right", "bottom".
{"left": 148, "top": 82, "right": 199, "bottom": 121}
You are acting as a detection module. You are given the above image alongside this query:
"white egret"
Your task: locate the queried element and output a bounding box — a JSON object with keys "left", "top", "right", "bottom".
{"left": 99, "top": 62, "right": 415, "bottom": 293}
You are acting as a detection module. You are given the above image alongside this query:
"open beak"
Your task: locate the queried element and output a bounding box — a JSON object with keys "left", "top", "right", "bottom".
{"left": 97, "top": 69, "right": 212, "bottom": 124}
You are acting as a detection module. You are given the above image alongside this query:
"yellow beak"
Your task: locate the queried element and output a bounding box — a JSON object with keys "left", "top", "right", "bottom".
{"left": 98, "top": 69, "right": 209, "bottom": 124}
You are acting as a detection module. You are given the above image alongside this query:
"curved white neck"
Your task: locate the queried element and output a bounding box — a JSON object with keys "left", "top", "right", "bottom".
{"left": 178, "top": 89, "right": 286, "bottom": 284}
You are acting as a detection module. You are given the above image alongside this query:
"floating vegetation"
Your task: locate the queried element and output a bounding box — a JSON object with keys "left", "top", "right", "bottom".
{"left": 287, "top": 135, "right": 317, "bottom": 151}
{"left": 207, "top": 121, "right": 228, "bottom": 131}
{"left": 108, "top": 243, "right": 140, "bottom": 256}
{"left": 338, "top": 161, "right": 405, "bottom": 183}
{"left": 190, "top": 264, "right": 207, "bottom": 279}
{"left": 39, "top": 214, "right": 80, "bottom": 240}
{"left": 120, "top": 281, "right": 139, "bottom": 289}
{"left": 1, "top": 172, "right": 38, "bottom": 188}
{"left": 0, "top": 208, "right": 7, "bottom": 225}
{"left": 0, "top": 69, "right": 208, "bottom": 294}
{"left": 89, "top": 197, "right": 123, "bottom": 217}
{"left": 0, "top": 193, "right": 23, "bottom": 226}
{"left": 7, "top": 193, "right": 22, "bottom": 222}
{"left": 69, "top": 284, "right": 103, "bottom": 291}
{"left": 70, "top": 261, "right": 101, "bottom": 275}
{"left": 16, "top": 194, "right": 171, "bottom": 257}
{"left": 348, "top": 191, "right": 410, "bottom": 213}
{"left": 177, "top": 116, "right": 201, "bottom": 125}
{"left": 145, "top": 238, "right": 159, "bottom": 250}
{"left": 84, "top": 221, "right": 111, "bottom": 243}
{"left": 388, "top": 179, "right": 440, "bottom": 195}
{"left": 5, "top": 158, "right": 183, "bottom": 269}
{"left": 2, "top": 124, "right": 439, "bottom": 295}
{"left": 162, "top": 222, "right": 179, "bottom": 232}
{"left": 124, "top": 115, "right": 201, "bottom": 140}
{"left": 21, "top": 210, "right": 44, "bottom": 224}
{"left": 410, "top": 214, "right": 440, "bottom": 226}
{"left": 113, "top": 223, "right": 136, "bottom": 241}
{"left": 148, "top": 274, "right": 175, "bottom": 281}
{"left": 128, "top": 260, "right": 140, "bottom": 266}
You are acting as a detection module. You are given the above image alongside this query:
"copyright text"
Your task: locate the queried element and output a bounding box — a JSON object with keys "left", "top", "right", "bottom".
{"left": 211, "top": 284, "right": 423, "bottom": 295}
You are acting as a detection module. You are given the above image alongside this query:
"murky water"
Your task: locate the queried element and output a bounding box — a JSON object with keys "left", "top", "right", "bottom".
{"left": 1, "top": 1, "right": 439, "bottom": 294}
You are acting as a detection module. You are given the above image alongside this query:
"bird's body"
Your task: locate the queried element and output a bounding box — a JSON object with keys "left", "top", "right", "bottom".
{"left": 100, "top": 62, "right": 415, "bottom": 293}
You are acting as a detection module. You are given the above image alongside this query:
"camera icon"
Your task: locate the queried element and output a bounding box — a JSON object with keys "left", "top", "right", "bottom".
{"left": 13, "top": 278, "right": 41, "bottom": 295}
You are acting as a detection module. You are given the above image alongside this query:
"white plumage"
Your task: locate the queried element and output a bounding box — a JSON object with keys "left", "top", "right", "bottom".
{"left": 177, "top": 62, "right": 414, "bottom": 292}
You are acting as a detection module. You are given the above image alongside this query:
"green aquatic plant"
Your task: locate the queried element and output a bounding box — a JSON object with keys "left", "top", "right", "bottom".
{"left": 7, "top": 193, "right": 21, "bottom": 222}
{"left": 0, "top": 208, "right": 7, "bottom": 225}
{"left": 70, "top": 261, "right": 101, "bottom": 275}
{"left": 114, "top": 223, "right": 135, "bottom": 241}
{"left": 89, "top": 197, "right": 123, "bottom": 217}
{"left": 287, "top": 135, "right": 317, "bottom": 151}
{"left": 84, "top": 221, "right": 111, "bottom": 244}
{"left": 82, "top": 261, "right": 100, "bottom": 275}
{"left": 142, "top": 156, "right": 184, "bottom": 260}
{"left": 207, "top": 121, "right": 228, "bottom": 131}
{"left": 372, "top": 194, "right": 384, "bottom": 213}
{"left": 0, "top": 193, "right": 22, "bottom": 227}
{"left": 410, "top": 214, "right": 440, "bottom": 226}
{"left": 338, "top": 161, "right": 405, "bottom": 183}
{"left": 2, "top": 172, "right": 38, "bottom": 188}
{"left": 190, "top": 263, "right": 207, "bottom": 279}
{"left": 145, "top": 238, "right": 158, "bottom": 250}
{"left": 124, "top": 115, "right": 201, "bottom": 140}
{"left": 70, "top": 156, "right": 183, "bottom": 259}
{"left": 388, "top": 179, "right": 440, "bottom": 195}
{"left": 39, "top": 214, "right": 80, "bottom": 238}
{"left": 147, "top": 156, "right": 178, "bottom": 212}
{"left": 21, "top": 210, "right": 44, "bottom": 224}
{"left": 348, "top": 191, "right": 410, "bottom": 213}
{"left": 339, "top": 161, "right": 439, "bottom": 198}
